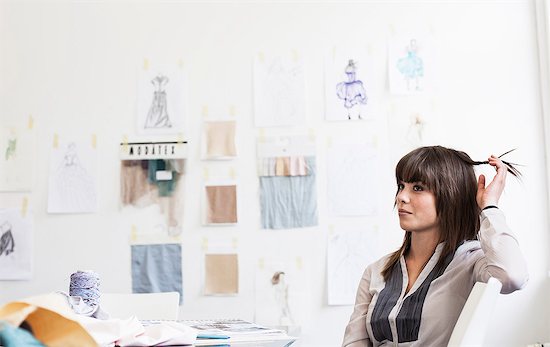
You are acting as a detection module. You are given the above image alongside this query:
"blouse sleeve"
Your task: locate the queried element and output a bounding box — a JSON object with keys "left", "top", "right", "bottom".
{"left": 342, "top": 265, "right": 374, "bottom": 347}
{"left": 473, "top": 208, "right": 529, "bottom": 294}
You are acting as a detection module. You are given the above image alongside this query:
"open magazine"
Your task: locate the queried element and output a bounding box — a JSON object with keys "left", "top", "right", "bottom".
{"left": 141, "top": 319, "right": 297, "bottom": 346}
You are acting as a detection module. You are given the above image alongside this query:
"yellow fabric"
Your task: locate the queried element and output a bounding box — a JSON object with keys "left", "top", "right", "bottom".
{"left": 0, "top": 293, "right": 98, "bottom": 347}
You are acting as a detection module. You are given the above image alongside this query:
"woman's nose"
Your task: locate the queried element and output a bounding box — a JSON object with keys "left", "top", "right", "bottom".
{"left": 396, "top": 189, "right": 410, "bottom": 203}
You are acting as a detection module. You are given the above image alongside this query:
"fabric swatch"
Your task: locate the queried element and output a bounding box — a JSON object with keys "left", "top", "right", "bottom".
{"left": 259, "top": 156, "right": 317, "bottom": 229}
{"left": 204, "top": 121, "right": 236, "bottom": 158}
{"left": 131, "top": 244, "right": 183, "bottom": 303}
{"left": 204, "top": 254, "right": 239, "bottom": 295}
{"left": 205, "top": 185, "right": 238, "bottom": 224}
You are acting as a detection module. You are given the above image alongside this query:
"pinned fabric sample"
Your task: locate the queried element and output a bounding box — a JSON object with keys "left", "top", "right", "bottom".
{"left": 131, "top": 244, "right": 183, "bottom": 303}
{"left": 204, "top": 254, "right": 239, "bottom": 295}
{"left": 259, "top": 157, "right": 317, "bottom": 229}
{"left": 0, "top": 208, "right": 33, "bottom": 280}
{"left": 204, "top": 121, "right": 236, "bottom": 159}
{"left": 205, "top": 185, "right": 237, "bottom": 224}
{"left": 121, "top": 159, "right": 185, "bottom": 239}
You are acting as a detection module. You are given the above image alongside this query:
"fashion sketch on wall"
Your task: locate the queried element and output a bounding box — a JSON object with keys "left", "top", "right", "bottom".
{"left": 47, "top": 139, "right": 99, "bottom": 214}
{"left": 0, "top": 208, "right": 33, "bottom": 280}
{"left": 253, "top": 51, "right": 306, "bottom": 127}
{"left": 325, "top": 48, "right": 375, "bottom": 121}
{"left": 389, "top": 36, "right": 435, "bottom": 94}
{"left": 0, "top": 127, "right": 35, "bottom": 191}
{"left": 137, "top": 63, "right": 187, "bottom": 135}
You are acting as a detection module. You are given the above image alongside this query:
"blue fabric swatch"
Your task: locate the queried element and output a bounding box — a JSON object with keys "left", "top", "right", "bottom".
{"left": 131, "top": 244, "right": 183, "bottom": 304}
{"left": 259, "top": 157, "right": 317, "bottom": 229}
{"left": 0, "top": 321, "right": 45, "bottom": 347}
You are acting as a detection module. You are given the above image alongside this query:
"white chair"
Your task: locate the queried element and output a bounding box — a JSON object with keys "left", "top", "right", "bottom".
{"left": 100, "top": 292, "right": 180, "bottom": 320}
{"left": 447, "top": 278, "right": 502, "bottom": 347}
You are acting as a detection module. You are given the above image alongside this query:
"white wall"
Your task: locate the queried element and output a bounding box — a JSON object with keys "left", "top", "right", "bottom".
{"left": 0, "top": 1, "right": 548, "bottom": 346}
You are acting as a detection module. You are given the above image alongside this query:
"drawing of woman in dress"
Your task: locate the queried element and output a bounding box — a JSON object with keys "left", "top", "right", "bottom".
{"left": 396, "top": 39, "right": 424, "bottom": 91}
{"left": 336, "top": 59, "right": 368, "bottom": 120}
{"left": 145, "top": 74, "right": 172, "bottom": 129}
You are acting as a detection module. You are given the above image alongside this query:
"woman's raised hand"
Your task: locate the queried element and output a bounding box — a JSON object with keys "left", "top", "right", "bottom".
{"left": 476, "top": 155, "right": 508, "bottom": 209}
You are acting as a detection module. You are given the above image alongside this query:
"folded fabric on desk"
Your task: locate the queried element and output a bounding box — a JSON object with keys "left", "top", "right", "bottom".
{"left": 0, "top": 293, "right": 197, "bottom": 347}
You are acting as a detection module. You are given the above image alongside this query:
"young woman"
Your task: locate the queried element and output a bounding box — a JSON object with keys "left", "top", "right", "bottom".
{"left": 342, "top": 146, "right": 528, "bottom": 347}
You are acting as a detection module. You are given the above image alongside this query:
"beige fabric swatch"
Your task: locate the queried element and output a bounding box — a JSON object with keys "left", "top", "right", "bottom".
{"left": 205, "top": 185, "right": 237, "bottom": 223}
{"left": 275, "top": 157, "right": 291, "bottom": 176}
{"left": 205, "top": 121, "right": 237, "bottom": 158}
{"left": 204, "top": 254, "right": 239, "bottom": 295}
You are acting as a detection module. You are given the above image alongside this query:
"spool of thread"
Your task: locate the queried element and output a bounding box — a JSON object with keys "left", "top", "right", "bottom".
{"left": 69, "top": 270, "right": 101, "bottom": 309}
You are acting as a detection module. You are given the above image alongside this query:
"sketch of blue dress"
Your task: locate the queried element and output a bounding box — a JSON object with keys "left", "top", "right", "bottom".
{"left": 145, "top": 75, "right": 172, "bottom": 129}
{"left": 396, "top": 39, "right": 424, "bottom": 90}
{"left": 336, "top": 60, "right": 367, "bottom": 120}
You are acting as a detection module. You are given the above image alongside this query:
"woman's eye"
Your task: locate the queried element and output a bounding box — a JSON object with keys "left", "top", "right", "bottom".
{"left": 413, "top": 185, "right": 424, "bottom": 191}
{"left": 397, "top": 183, "right": 404, "bottom": 190}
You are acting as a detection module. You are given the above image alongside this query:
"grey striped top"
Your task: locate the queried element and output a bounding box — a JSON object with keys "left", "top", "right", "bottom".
{"left": 342, "top": 208, "right": 528, "bottom": 347}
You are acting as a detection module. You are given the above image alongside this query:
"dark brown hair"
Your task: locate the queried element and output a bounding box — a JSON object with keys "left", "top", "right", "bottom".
{"left": 381, "top": 146, "right": 520, "bottom": 281}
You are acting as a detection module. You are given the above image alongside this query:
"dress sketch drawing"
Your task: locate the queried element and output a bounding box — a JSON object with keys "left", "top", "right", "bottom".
{"left": 145, "top": 74, "right": 172, "bottom": 129}
{"left": 271, "top": 271, "right": 294, "bottom": 326}
{"left": 336, "top": 59, "right": 367, "bottom": 120}
{"left": 0, "top": 221, "right": 14, "bottom": 256}
{"left": 50, "top": 142, "right": 97, "bottom": 213}
{"left": 5, "top": 138, "right": 16, "bottom": 161}
{"left": 396, "top": 39, "right": 424, "bottom": 91}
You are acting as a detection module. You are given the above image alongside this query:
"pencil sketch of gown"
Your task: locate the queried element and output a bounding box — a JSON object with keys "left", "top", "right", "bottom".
{"left": 0, "top": 221, "right": 14, "bottom": 256}
{"left": 396, "top": 39, "right": 424, "bottom": 91}
{"left": 271, "top": 271, "right": 295, "bottom": 326}
{"left": 145, "top": 74, "right": 172, "bottom": 129}
{"left": 336, "top": 59, "right": 367, "bottom": 120}
{"left": 50, "top": 142, "right": 97, "bottom": 212}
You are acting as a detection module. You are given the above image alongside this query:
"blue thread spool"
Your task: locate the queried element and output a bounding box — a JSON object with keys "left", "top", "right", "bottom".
{"left": 69, "top": 270, "right": 101, "bottom": 309}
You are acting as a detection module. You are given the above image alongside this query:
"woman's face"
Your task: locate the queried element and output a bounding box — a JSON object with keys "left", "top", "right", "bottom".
{"left": 395, "top": 181, "right": 438, "bottom": 234}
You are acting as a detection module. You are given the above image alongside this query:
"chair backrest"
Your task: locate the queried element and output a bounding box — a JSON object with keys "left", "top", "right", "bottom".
{"left": 100, "top": 292, "right": 180, "bottom": 320}
{"left": 447, "top": 278, "right": 502, "bottom": 347}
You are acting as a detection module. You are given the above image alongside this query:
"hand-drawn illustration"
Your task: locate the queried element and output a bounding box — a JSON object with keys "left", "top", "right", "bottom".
{"left": 0, "top": 208, "right": 33, "bottom": 280}
{"left": 396, "top": 39, "right": 424, "bottom": 91}
{"left": 0, "top": 127, "right": 35, "bottom": 191}
{"left": 48, "top": 140, "right": 98, "bottom": 214}
{"left": 145, "top": 74, "right": 172, "bottom": 129}
{"left": 254, "top": 52, "right": 306, "bottom": 127}
{"left": 328, "top": 229, "right": 380, "bottom": 305}
{"left": 406, "top": 112, "right": 426, "bottom": 145}
{"left": 271, "top": 271, "right": 294, "bottom": 326}
{"left": 336, "top": 59, "right": 368, "bottom": 120}
{"left": 0, "top": 222, "right": 14, "bottom": 256}
{"left": 137, "top": 63, "right": 187, "bottom": 135}
{"left": 5, "top": 138, "right": 16, "bottom": 161}
{"left": 325, "top": 48, "right": 374, "bottom": 121}
{"left": 389, "top": 36, "right": 434, "bottom": 95}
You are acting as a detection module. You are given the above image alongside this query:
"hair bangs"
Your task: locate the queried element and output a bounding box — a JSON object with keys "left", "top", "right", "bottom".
{"left": 395, "top": 148, "right": 439, "bottom": 190}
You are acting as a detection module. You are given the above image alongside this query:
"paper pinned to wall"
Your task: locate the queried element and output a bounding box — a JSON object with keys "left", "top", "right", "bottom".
{"left": 0, "top": 127, "right": 35, "bottom": 191}
{"left": 388, "top": 35, "right": 435, "bottom": 95}
{"left": 0, "top": 207, "right": 33, "bottom": 280}
{"left": 254, "top": 257, "right": 309, "bottom": 328}
{"left": 253, "top": 51, "right": 306, "bottom": 127}
{"left": 120, "top": 159, "right": 185, "bottom": 244}
{"left": 202, "top": 121, "right": 237, "bottom": 160}
{"left": 47, "top": 138, "right": 99, "bottom": 214}
{"left": 327, "top": 227, "right": 380, "bottom": 305}
{"left": 137, "top": 63, "right": 187, "bottom": 135}
{"left": 131, "top": 243, "right": 183, "bottom": 303}
{"left": 204, "top": 253, "right": 239, "bottom": 295}
{"left": 327, "top": 139, "right": 380, "bottom": 216}
{"left": 203, "top": 183, "right": 238, "bottom": 225}
{"left": 325, "top": 47, "right": 375, "bottom": 121}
